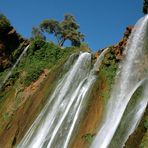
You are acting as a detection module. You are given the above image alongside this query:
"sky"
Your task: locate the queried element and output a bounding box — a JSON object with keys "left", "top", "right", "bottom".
{"left": 0, "top": 0, "right": 144, "bottom": 51}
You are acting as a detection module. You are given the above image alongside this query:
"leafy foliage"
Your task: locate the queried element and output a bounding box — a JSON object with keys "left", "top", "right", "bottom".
{"left": 60, "top": 14, "right": 84, "bottom": 46}
{"left": 9, "top": 39, "right": 77, "bottom": 86}
{"left": 39, "top": 14, "right": 84, "bottom": 47}
{"left": 31, "top": 27, "right": 46, "bottom": 40}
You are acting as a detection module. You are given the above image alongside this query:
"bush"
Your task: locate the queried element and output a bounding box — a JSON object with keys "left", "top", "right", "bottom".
{"left": 30, "top": 37, "right": 46, "bottom": 52}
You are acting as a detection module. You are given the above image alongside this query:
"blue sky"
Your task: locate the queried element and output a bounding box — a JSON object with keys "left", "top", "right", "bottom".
{"left": 0, "top": 0, "right": 143, "bottom": 51}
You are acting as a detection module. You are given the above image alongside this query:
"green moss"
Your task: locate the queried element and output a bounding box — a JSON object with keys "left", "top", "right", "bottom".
{"left": 82, "top": 133, "right": 95, "bottom": 143}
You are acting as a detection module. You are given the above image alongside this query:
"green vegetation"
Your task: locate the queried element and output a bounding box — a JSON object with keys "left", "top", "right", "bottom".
{"left": 31, "top": 27, "right": 46, "bottom": 40}
{"left": 8, "top": 40, "right": 78, "bottom": 86}
{"left": 101, "top": 56, "right": 117, "bottom": 86}
{"left": 82, "top": 133, "right": 95, "bottom": 143}
{"left": 0, "top": 13, "right": 11, "bottom": 33}
{"left": 143, "top": 0, "right": 148, "bottom": 14}
{"left": 32, "top": 14, "right": 84, "bottom": 47}
{"left": 0, "top": 13, "right": 87, "bottom": 95}
{"left": 98, "top": 48, "right": 118, "bottom": 102}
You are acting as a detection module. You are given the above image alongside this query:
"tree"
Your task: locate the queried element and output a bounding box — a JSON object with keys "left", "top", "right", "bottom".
{"left": 31, "top": 27, "right": 46, "bottom": 51}
{"left": 143, "top": 0, "right": 148, "bottom": 14}
{"left": 60, "top": 14, "right": 84, "bottom": 46}
{"left": 39, "top": 14, "right": 84, "bottom": 47}
{"left": 31, "top": 26, "right": 45, "bottom": 40}
{"left": 40, "top": 19, "right": 62, "bottom": 45}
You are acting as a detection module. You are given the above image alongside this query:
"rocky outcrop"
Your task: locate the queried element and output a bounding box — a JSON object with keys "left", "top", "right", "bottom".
{"left": 94, "top": 26, "right": 133, "bottom": 62}
{"left": 112, "top": 26, "right": 133, "bottom": 61}
{"left": 0, "top": 25, "right": 29, "bottom": 71}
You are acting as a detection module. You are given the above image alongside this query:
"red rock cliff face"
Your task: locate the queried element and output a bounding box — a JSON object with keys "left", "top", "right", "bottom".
{"left": 112, "top": 26, "right": 133, "bottom": 61}
{"left": 0, "top": 25, "right": 29, "bottom": 71}
{"left": 94, "top": 26, "right": 133, "bottom": 61}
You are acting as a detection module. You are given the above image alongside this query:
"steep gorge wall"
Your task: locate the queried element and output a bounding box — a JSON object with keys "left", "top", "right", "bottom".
{"left": 0, "top": 21, "right": 29, "bottom": 71}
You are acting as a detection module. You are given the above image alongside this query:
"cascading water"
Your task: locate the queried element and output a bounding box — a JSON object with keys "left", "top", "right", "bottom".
{"left": 91, "top": 14, "right": 148, "bottom": 148}
{"left": 17, "top": 48, "right": 109, "bottom": 148}
{"left": 93, "top": 48, "right": 109, "bottom": 71}
{"left": 109, "top": 79, "right": 148, "bottom": 148}
{"left": 0, "top": 45, "right": 29, "bottom": 89}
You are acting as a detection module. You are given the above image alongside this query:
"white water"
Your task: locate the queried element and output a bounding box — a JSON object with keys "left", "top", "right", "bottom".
{"left": 93, "top": 48, "right": 109, "bottom": 71}
{"left": 0, "top": 45, "right": 29, "bottom": 89}
{"left": 91, "top": 15, "right": 148, "bottom": 148}
{"left": 18, "top": 49, "right": 109, "bottom": 148}
{"left": 109, "top": 79, "right": 148, "bottom": 148}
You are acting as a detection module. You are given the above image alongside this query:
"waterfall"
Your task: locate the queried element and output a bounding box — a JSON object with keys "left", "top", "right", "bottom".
{"left": 0, "top": 45, "right": 29, "bottom": 89}
{"left": 93, "top": 48, "right": 109, "bottom": 71}
{"left": 91, "top": 14, "right": 148, "bottom": 148}
{"left": 17, "top": 52, "right": 92, "bottom": 148}
{"left": 109, "top": 79, "right": 148, "bottom": 148}
{"left": 17, "top": 48, "right": 109, "bottom": 148}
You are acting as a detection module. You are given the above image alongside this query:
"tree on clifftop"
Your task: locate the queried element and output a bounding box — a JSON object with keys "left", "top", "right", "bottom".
{"left": 40, "top": 19, "right": 62, "bottom": 46}
{"left": 39, "top": 14, "right": 84, "bottom": 47}
{"left": 31, "top": 27, "right": 45, "bottom": 40}
{"left": 143, "top": 0, "right": 148, "bottom": 14}
{"left": 60, "top": 14, "right": 84, "bottom": 47}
